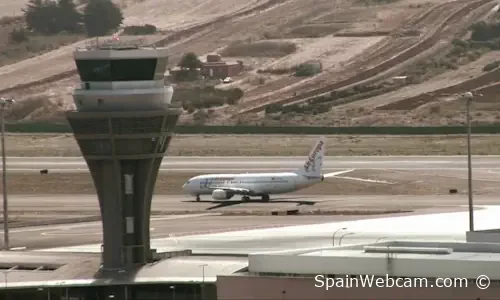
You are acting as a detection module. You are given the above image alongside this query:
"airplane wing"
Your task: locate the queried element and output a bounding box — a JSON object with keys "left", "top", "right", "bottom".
{"left": 323, "top": 169, "right": 395, "bottom": 184}
{"left": 206, "top": 186, "right": 252, "bottom": 195}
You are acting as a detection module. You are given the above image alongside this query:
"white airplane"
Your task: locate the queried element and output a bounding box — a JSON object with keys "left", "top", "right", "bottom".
{"left": 182, "top": 136, "right": 392, "bottom": 201}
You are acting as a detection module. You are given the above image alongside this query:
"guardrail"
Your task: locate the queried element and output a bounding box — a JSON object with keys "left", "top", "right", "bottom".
{"left": 6, "top": 123, "right": 500, "bottom": 135}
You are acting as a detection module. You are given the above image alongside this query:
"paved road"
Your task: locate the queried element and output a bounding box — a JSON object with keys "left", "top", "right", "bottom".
{"left": 2, "top": 194, "right": 498, "bottom": 250}
{"left": 2, "top": 213, "right": 371, "bottom": 250}
{"left": 37, "top": 204, "right": 500, "bottom": 256}
{"left": 4, "top": 155, "right": 500, "bottom": 172}
{"left": 7, "top": 194, "right": 500, "bottom": 214}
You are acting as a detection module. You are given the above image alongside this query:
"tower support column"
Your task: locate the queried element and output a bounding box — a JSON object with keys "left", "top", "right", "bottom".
{"left": 67, "top": 110, "right": 180, "bottom": 270}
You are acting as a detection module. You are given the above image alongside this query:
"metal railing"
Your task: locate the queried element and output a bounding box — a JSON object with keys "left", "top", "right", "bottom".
{"left": 76, "top": 37, "right": 150, "bottom": 51}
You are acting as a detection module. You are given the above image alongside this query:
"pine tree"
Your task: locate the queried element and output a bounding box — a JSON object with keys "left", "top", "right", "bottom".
{"left": 41, "top": 0, "right": 60, "bottom": 34}
{"left": 179, "top": 52, "right": 202, "bottom": 70}
{"left": 57, "top": 0, "right": 82, "bottom": 33}
{"left": 83, "top": 0, "right": 123, "bottom": 37}
{"left": 23, "top": 0, "right": 45, "bottom": 33}
{"left": 23, "top": 0, "right": 72, "bottom": 34}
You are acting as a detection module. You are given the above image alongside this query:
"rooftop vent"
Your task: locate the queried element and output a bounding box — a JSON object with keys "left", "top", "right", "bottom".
{"left": 364, "top": 246, "right": 452, "bottom": 255}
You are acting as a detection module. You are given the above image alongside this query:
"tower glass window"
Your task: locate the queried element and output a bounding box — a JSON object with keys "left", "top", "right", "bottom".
{"left": 75, "top": 58, "right": 158, "bottom": 81}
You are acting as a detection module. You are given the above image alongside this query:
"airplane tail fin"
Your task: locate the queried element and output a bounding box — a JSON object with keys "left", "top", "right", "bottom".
{"left": 296, "top": 136, "right": 325, "bottom": 177}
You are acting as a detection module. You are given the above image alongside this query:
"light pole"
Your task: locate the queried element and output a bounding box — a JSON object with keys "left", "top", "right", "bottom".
{"left": 462, "top": 91, "right": 481, "bottom": 232}
{"left": 0, "top": 97, "right": 14, "bottom": 251}
{"left": 170, "top": 285, "right": 175, "bottom": 300}
{"left": 332, "top": 227, "right": 347, "bottom": 247}
{"left": 339, "top": 232, "right": 355, "bottom": 246}
{"left": 200, "top": 263, "right": 208, "bottom": 300}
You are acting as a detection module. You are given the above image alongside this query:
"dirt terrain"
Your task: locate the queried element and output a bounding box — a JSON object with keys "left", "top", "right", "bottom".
{"left": 0, "top": 0, "right": 278, "bottom": 99}
{"left": 2, "top": 0, "right": 498, "bottom": 126}
{"left": 4, "top": 169, "right": 499, "bottom": 196}
{"left": 223, "top": 0, "right": 496, "bottom": 119}
{"left": 5, "top": 134, "right": 500, "bottom": 156}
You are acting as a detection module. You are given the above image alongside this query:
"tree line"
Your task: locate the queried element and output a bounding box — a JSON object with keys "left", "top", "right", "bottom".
{"left": 22, "top": 0, "right": 123, "bottom": 37}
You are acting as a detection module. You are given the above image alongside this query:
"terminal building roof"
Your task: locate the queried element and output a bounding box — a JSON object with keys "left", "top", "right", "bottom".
{"left": 248, "top": 240, "right": 500, "bottom": 280}
{"left": 0, "top": 251, "right": 247, "bottom": 289}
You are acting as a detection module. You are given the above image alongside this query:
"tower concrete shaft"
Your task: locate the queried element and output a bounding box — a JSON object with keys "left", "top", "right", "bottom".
{"left": 67, "top": 109, "right": 180, "bottom": 270}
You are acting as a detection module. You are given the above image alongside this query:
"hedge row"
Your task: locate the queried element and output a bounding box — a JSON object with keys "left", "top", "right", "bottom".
{"left": 5, "top": 123, "right": 500, "bottom": 135}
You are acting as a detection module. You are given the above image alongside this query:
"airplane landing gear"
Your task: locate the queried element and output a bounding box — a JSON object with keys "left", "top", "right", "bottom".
{"left": 242, "top": 196, "right": 250, "bottom": 201}
{"left": 262, "top": 194, "right": 270, "bottom": 201}
{"left": 196, "top": 195, "right": 200, "bottom": 201}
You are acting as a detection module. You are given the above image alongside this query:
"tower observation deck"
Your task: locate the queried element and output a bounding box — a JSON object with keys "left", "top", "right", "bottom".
{"left": 66, "top": 40, "right": 181, "bottom": 270}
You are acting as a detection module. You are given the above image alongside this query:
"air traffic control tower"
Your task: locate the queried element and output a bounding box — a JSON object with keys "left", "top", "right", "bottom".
{"left": 66, "top": 40, "right": 180, "bottom": 270}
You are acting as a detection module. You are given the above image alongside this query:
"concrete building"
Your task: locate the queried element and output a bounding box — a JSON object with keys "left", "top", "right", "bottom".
{"left": 67, "top": 41, "right": 181, "bottom": 271}
{"left": 2, "top": 204, "right": 500, "bottom": 298}
{"left": 0, "top": 251, "right": 245, "bottom": 300}
{"left": 200, "top": 54, "right": 243, "bottom": 79}
{"left": 217, "top": 240, "right": 500, "bottom": 299}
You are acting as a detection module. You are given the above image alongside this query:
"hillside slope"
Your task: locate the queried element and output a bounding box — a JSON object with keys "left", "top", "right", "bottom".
{"left": 2, "top": 0, "right": 497, "bottom": 126}
{"left": 224, "top": 0, "right": 495, "bottom": 118}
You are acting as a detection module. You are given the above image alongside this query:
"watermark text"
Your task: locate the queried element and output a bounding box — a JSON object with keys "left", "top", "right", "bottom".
{"left": 315, "top": 275, "right": 490, "bottom": 289}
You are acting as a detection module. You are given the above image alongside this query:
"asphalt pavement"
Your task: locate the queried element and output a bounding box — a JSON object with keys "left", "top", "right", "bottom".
{"left": 1, "top": 194, "right": 497, "bottom": 250}
{"left": 4, "top": 155, "right": 500, "bottom": 172}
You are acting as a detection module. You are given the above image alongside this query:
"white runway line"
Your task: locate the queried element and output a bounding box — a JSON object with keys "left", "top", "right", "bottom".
{"left": 334, "top": 176, "right": 395, "bottom": 184}
{"left": 10, "top": 247, "right": 26, "bottom": 251}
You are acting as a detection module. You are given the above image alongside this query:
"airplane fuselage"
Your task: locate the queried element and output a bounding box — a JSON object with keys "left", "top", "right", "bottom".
{"left": 182, "top": 172, "right": 322, "bottom": 197}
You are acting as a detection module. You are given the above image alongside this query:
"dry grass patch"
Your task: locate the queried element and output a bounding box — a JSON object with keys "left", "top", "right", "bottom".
{"left": 7, "top": 95, "right": 68, "bottom": 122}
{"left": 219, "top": 41, "right": 297, "bottom": 57}
{"left": 0, "top": 32, "right": 85, "bottom": 68}
{"left": 284, "top": 24, "right": 344, "bottom": 38}
{"left": 5, "top": 134, "right": 500, "bottom": 156}
{"left": 4, "top": 169, "right": 500, "bottom": 196}
{"left": 354, "top": 0, "right": 401, "bottom": 6}
{"left": 0, "top": 16, "right": 85, "bottom": 67}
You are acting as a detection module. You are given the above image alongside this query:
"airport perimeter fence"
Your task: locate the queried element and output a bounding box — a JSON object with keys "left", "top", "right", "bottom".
{"left": 6, "top": 122, "right": 500, "bottom": 135}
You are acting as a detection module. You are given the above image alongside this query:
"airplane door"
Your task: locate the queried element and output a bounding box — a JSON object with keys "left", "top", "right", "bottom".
{"left": 270, "top": 177, "right": 285, "bottom": 193}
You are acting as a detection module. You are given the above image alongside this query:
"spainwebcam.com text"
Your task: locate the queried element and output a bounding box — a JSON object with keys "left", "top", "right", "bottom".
{"left": 315, "top": 274, "right": 491, "bottom": 289}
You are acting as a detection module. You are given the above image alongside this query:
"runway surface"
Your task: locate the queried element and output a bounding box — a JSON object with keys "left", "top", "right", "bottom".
{"left": 2, "top": 194, "right": 499, "bottom": 251}
{"left": 6, "top": 194, "right": 500, "bottom": 214}
{"left": 4, "top": 155, "right": 500, "bottom": 172}
{"left": 38, "top": 205, "right": 500, "bottom": 255}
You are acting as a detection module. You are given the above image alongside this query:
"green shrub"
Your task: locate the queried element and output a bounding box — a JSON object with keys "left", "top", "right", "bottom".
{"left": 220, "top": 41, "right": 297, "bottom": 57}
{"left": 483, "top": 61, "right": 500, "bottom": 72}
{"left": 265, "top": 104, "right": 283, "bottom": 114}
{"left": 9, "top": 28, "right": 29, "bottom": 44}
{"left": 451, "top": 39, "right": 468, "bottom": 48}
{"left": 122, "top": 24, "right": 157, "bottom": 35}
{"left": 257, "top": 68, "right": 293, "bottom": 74}
{"left": 175, "top": 86, "right": 244, "bottom": 109}
{"left": 294, "top": 62, "right": 322, "bottom": 77}
{"left": 470, "top": 21, "right": 500, "bottom": 42}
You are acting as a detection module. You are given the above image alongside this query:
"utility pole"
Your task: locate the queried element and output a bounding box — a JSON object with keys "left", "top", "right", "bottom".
{"left": 463, "top": 91, "right": 480, "bottom": 232}
{"left": 0, "top": 97, "right": 14, "bottom": 251}
{"left": 200, "top": 263, "right": 208, "bottom": 300}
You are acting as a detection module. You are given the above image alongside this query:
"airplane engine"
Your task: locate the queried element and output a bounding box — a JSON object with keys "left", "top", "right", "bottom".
{"left": 212, "top": 189, "right": 235, "bottom": 200}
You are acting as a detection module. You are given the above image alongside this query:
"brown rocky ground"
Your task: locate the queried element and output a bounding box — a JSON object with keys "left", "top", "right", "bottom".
{"left": 5, "top": 134, "right": 500, "bottom": 156}
{"left": 2, "top": 0, "right": 487, "bottom": 127}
